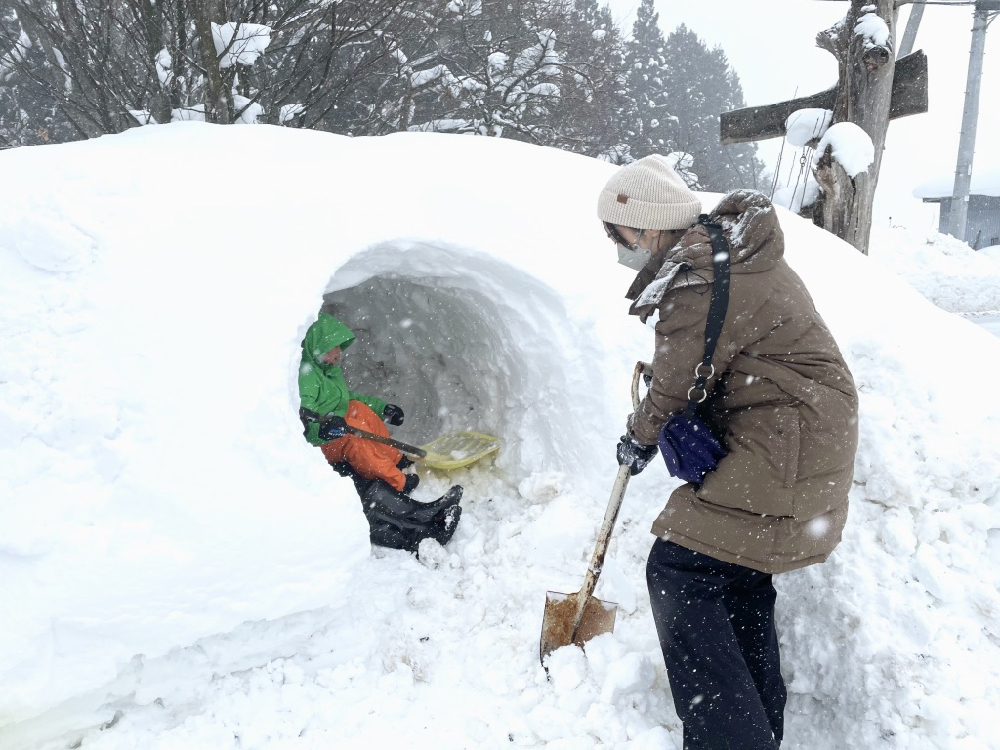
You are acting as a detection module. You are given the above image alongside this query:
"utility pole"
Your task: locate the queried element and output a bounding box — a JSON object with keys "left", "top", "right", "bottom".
{"left": 898, "top": 2, "right": 926, "bottom": 56}
{"left": 946, "top": 0, "right": 997, "bottom": 242}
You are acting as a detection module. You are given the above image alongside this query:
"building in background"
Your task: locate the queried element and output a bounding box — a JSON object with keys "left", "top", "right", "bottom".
{"left": 915, "top": 166, "right": 1000, "bottom": 250}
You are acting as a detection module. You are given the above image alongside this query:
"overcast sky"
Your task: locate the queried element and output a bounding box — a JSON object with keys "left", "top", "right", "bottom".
{"left": 603, "top": 0, "right": 999, "bottom": 231}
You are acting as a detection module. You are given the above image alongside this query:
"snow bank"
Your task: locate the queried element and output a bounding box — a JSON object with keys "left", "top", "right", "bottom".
{"left": 1, "top": 125, "right": 999, "bottom": 750}
{"left": 774, "top": 220, "right": 1000, "bottom": 750}
{"left": 868, "top": 225, "right": 1000, "bottom": 313}
{"left": 0, "top": 124, "right": 627, "bottom": 725}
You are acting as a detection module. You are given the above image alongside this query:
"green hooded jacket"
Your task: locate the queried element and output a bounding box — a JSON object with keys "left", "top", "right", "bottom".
{"left": 298, "top": 313, "right": 387, "bottom": 446}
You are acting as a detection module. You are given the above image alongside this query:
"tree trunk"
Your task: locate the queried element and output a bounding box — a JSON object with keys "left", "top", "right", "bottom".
{"left": 191, "top": 0, "right": 229, "bottom": 124}
{"left": 813, "top": 0, "right": 898, "bottom": 255}
{"left": 137, "top": 0, "right": 172, "bottom": 125}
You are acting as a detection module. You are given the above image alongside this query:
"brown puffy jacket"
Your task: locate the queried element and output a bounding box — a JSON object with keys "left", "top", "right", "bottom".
{"left": 628, "top": 190, "right": 858, "bottom": 574}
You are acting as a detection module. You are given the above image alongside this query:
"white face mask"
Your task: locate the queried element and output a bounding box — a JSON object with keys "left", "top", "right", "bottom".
{"left": 616, "top": 242, "right": 651, "bottom": 271}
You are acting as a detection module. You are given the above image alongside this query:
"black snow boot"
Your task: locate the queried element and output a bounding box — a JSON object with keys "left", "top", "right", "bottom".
{"left": 362, "top": 480, "right": 458, "bottom": 526}
{"left": 367, "top": 517, "right": 424, "bottom": 552}
{"left": 437, "top": 485, "right": 463, "bottom": 504}
{"left": 431, "top": 504, "right": 462, "bottom": 546}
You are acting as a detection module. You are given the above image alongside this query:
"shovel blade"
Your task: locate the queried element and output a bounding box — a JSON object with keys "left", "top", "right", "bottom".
{"left": 539, "top": 590, "right": 618, "bottom": 665}
{"left": 419, "top": 431, "right": 501, "bottom": 470}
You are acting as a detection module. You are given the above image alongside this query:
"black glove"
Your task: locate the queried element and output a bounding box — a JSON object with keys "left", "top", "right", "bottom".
{"left": 329, "top": 461, "right": 354, "bottom": 478}
{"left": 317, "top": 415, "right": 348, "bottom": 441}
{"left": 616, "top": 434, "right": 659, "bottom": 475}
{"left": 403, "top": 473, "right": 420, "bottom": 494}
{"left": 382, "top": 403, "right": 404, "bottom": 426}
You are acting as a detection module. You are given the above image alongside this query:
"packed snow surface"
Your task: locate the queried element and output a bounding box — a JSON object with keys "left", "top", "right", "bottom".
{"left": 868, "top": 226, "right": 1000, "bottom": 313}
{"left": 1, "top": 124, "right": 999, "bottom": 750}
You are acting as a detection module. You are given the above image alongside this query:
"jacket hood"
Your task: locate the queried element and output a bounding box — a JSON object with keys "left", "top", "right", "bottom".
{"left": 711, "top": 189, "right": 784, "bottom": 269}
{"left": 626, "top": 189, "right": 784, "bottom": 321}
{"left": 302, "top": 313, "right": 355, "bottom": 368}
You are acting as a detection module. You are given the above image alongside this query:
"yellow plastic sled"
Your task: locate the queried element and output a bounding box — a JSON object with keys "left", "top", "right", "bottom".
{"left": 418, "top": 431, "right": 501, "bottom": 470}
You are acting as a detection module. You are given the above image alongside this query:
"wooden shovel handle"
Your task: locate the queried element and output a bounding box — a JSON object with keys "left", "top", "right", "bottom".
{"left": 569, "top": 361, "right": 650, "bottom": 638}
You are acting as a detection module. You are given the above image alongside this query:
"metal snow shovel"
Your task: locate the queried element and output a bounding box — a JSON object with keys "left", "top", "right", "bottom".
{"left": 539, "top": 361, "right": 649, "bottom": 665}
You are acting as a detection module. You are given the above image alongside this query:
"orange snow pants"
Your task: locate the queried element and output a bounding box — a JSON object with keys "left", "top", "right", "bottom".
{"left": 320, "top": 400, "right": 407, "bottom": 491}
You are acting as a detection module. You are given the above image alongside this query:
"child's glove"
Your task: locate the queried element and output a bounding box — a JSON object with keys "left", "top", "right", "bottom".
{"left": 403, "top": 474, "right": 420, "bottom": 494}
{"left": 317, "top": 415, "right": 348, "bottom": 441}
{"left": 383, "top": 403, "right": 405, "bottom": 426}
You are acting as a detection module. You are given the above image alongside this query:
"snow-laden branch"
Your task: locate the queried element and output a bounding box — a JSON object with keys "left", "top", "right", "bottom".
{"left": 212, "top": 22, "right": 272, "bottom": 69}
{"left": 0, "top": 28, "right": 31, "bottom": 80}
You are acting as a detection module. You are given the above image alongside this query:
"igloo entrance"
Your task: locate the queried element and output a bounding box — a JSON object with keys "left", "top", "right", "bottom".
{"left": 316, "top": 241, "right": 584, "bottom": 479}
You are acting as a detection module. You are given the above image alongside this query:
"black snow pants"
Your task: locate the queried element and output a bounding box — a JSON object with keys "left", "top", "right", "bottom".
{"left": 332, "top": 462, "right": 456, "bottom": 553}
{"left": 646, "top": 538, "right": 786, "bottom": 750}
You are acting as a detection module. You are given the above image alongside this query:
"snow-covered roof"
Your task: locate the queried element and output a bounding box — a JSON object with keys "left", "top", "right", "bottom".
{"left": 913, "top": 165, "right": 1000, "bottom": 199}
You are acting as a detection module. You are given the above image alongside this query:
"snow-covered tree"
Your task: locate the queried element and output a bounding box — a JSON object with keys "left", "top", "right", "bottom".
{"left": 0, "top": 0, "right": 761, "bottom": 185}
{"left": 397, "top": 0, "right": 565, "bottom": 143}
{"left": 623, "top": 0, "right": 673, "bottom": 160}
{"left": 659, "top": 24, "right": 764, "bottom": 191}
{"left": 552, "top": 0, "right": 634, "bottom": 161}
{"left": 0, "top": 0, "right": 414, "bottom": 141}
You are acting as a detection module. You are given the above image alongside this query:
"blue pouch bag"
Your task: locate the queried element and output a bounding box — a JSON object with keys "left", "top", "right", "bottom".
{"left": 658, "top": 408, "right": 728, "bottom": 485}
{"left": 656, "top": 216, "right": 731, "bottom": 486}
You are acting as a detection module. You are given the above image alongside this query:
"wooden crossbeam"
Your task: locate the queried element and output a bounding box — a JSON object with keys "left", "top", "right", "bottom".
{"left": 720, "top": 50, "right": 928, "bottom": 145}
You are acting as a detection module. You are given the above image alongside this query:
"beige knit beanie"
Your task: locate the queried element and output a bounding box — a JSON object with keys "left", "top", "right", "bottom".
{"left": 597, "top": 155, "right": 702, "bottom": 231}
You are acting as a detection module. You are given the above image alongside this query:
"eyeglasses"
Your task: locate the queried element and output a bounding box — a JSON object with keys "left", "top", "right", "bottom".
{"left": 605, "top": 223, "right": 649, "bottom": 250}
{"left": 604, "top": 222, "right": 633, "bottom": 246}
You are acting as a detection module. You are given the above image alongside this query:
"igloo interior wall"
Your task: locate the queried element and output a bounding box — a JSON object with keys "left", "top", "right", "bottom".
{"left": 321, "top": 276, "right": 524, "bottom": 472}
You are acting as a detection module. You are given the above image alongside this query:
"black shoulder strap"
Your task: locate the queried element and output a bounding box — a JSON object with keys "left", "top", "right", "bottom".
{"left": 685, "top": 215, "right": 731, "bottom": 410}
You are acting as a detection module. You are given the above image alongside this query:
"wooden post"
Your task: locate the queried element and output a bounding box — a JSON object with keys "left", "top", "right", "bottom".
{"left": 810, "top": 0, "right": 898, "bottom": 255}
{"left": 720, "top": 1, "right": 929, "bottom": 255}
{"left": 720, "top": 52, "right": 926, "bottom": 146}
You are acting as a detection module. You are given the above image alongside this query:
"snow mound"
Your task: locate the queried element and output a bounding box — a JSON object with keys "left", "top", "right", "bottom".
{"left": 868, "top": 226, "right": 1000, "bottom": 313}
{"left": 0, "top": 124, "right": 998, "bottom": 750}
